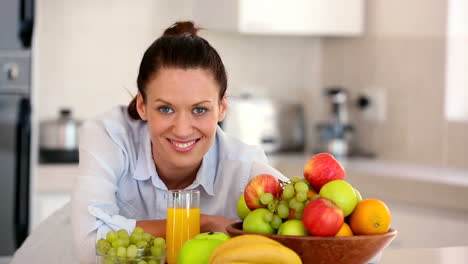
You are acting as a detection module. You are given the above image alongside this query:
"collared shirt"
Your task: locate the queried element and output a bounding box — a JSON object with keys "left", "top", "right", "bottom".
{"left": 70, "top": 106, "right": 288, "bottom": 263}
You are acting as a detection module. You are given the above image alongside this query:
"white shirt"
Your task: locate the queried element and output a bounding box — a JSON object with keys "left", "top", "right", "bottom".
{"left": 71, "top": 106, "right": 288, "bottom": 263}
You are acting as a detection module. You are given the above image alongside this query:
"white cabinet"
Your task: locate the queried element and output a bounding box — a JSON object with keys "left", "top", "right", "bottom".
{"left": 193, "top": 0, "right": 364, "bottom": 36}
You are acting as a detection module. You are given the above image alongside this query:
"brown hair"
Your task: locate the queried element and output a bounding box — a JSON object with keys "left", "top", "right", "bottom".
{"left": 127, "top": 21, "right": 228, "bottom": 120}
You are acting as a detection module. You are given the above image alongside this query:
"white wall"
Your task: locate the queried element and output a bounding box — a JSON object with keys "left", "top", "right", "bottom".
{"left": 34, "top": 0, "right": 322, "bottom": 130}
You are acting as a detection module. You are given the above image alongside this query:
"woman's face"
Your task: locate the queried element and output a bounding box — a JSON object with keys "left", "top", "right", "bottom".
{"left": 136, "top": 68, "right": 227, "bottom": 172}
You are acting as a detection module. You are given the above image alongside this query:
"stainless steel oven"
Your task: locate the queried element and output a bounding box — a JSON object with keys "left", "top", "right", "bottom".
{"left": 0, "top": 0, "right": 34, "bottom": 256}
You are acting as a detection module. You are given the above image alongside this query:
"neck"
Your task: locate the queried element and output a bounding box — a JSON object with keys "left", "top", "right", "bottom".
{"left": 154, "top": 158, "right": 201, "bottom": 190}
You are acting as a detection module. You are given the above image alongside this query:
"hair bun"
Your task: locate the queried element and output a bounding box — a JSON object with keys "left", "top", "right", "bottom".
{"left": 163, "top": 21, "right": 199, "bottom": 36}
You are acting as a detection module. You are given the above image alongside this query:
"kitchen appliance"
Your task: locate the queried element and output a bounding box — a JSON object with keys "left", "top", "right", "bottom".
{"left": 39, "top": 108, "right": 81, "bottom": 163}
{"left": 316, "top": 87, "right": 354, "bottom": 157}
{"left": 221, "top": 96, "right": 304, "bottom": 154}
{"left": 0, "top": 0, "right": 34, "bottom": 257}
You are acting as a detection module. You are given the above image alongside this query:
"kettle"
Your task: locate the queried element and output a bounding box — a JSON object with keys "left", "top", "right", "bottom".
{"left": 39, "top": 108, "right": 81, "bottom": 163}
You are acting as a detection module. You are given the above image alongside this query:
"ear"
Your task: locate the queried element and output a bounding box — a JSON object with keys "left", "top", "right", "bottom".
{"left": 136, "top": 92, "right": 147, "bottom": 121}
{"left": 218, "top": 95, "right": 228, "bottom": 122}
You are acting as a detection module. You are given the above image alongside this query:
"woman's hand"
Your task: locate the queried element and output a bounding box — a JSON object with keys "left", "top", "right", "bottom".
{"left": 201, "top": 214, "right": 236, "bottom": 234}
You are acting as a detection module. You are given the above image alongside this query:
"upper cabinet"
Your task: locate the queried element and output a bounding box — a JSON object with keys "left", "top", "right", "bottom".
{"left": 193, "top": 0, "right": 364, "bottom": 36}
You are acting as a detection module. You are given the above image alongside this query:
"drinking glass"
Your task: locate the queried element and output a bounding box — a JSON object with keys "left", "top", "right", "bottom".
{"left": 166, "top": 190, "right": 200, "bottom": 264}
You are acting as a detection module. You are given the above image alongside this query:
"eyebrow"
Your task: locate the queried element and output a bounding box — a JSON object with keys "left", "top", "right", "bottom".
{"left": 153, "top": 98, "right": 213, "bottom": 106}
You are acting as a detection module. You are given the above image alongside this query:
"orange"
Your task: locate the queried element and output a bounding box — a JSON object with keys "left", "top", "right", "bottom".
{"left": 349, "top": 199, "right": 391, "bottom": 235}
{"left": 335, "top": 222, "right": 353, "bottom": 237}
{"left": 307, "top": 189, "right": 317, "bottom": 198}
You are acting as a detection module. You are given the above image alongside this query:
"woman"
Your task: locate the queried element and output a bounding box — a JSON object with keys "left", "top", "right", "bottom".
{"left": 71, "top": 21, "right": 287, "bottom": 263}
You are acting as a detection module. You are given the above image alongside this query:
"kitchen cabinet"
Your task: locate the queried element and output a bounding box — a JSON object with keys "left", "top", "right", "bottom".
{"left": 193, "top": 0, "right": 364, "bottom": 36}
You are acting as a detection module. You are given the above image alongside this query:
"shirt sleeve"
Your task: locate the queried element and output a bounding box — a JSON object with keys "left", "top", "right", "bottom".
{"left": 71, "top": 119, "right": 136, "bottom": 264}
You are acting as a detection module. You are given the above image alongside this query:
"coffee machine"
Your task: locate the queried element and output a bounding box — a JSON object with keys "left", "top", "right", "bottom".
{"left": 316, "top": 87, "right": 354, "bottom": 157}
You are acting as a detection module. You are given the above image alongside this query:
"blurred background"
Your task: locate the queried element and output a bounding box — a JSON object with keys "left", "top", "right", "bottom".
{"left": 1, "top": 0, "right": 467, "bottom": 261}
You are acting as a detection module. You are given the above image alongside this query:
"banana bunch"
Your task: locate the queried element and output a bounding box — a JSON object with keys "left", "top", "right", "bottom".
{"left": 208, "top": 234, "right": 302, "bottom": 264}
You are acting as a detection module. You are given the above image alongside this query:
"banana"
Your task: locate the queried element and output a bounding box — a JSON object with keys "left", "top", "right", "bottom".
{"left": 210, "top": 241, "right": 302, "bottom": 264}
{"left": 209, "top": 235, "right": 281, "bottom": 263}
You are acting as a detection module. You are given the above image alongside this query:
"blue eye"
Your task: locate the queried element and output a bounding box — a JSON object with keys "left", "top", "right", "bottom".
{"left": 158, "top": 106, "right": 174, "bottom": 114}
{"left": 193, "top": 107, "right": 207, "bottom": 115}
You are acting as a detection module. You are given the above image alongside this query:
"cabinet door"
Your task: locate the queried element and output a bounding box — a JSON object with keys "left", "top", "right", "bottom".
{"left": 239, "top": 0, "right": 364, "bottom": 35}
{"left": 193, "top": 0, "right": 364, "bottom": 36}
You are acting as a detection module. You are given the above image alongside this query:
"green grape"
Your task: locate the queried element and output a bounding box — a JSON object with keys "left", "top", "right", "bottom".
{"left": 263, "top": 211, "right": 274, "bottom": 222}
{"left": 136, "top": 240, "right": 148, "bottom": 249}
{"left": 260, "top": 192, "right": 274, "bottom": 205}
{"left": 278, "top": 200, "right": 288, "bottom": 206}
{"left": 148, "top": 260, "right": 158, "bottom": 264}
{"left": 117, "top": 246, "right": 127, "bottom": 257}
{"left": 290, "top": 176, "right": 301, "bottom": 183}
{"left": 150, "top": 246, "right": 164, "bottom": 257}
{"left": 142, "top": 233, "right": 152, "bottom": 242}
{"left": 282, "top": 184, "right": 295, "bottom": 199}
{"left": 133, "top": 226, "right": 144, "bottom": 235}
{"left": 137, "top": 261, "right": 148, "bottom": 264}
{"left": 294, "top": 182, "right": 309, "bottom": 193}
{"left": 97, "top": 238, "right": 111, "bottom": 255}
{"left": 153, "top": 237, "right": 165, "bottom": 248}
{"left": 277, "top": 204, "right": 290, "bottom": 219}
{"left": 127, "top": 245, "right": 138, "bottom": 258}
{"left": 121, "top": 237, "right": 130, "bottom": 248}
{"left": 270, "top": 214, "right": 282, "bottom": 229}
{"left": 103, "top": 257, "right": 114, "bottom": 264}
{"left": 267, "top": 201, "right": 277, "bottom": 212}
{"left": 295, "top": 202, "right": 305, "bottom": 211}
{"left": 118, "top": 229, "right": 129, "bottom": 239}
{"left": 106, "top": 231, "right": 118, "bottom": 243}
{"left": 296, "top": 191, "right": 308, "bottom": 202}
{"left": 111, "top": 239, "right": 124, "bottom": 248}
{"left": 130, "top": 232, "right": 143, "bottom": 244}
{"left": 107, "top": 248, "right": 117, "bottom": 257}
{"left": 288, "top": 198, "right": 298, "bottom": 209}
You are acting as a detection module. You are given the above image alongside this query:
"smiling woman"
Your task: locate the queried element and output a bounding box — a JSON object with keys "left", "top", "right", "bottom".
{"left": 63, "top": 21, "right": 289, "bottom": 264}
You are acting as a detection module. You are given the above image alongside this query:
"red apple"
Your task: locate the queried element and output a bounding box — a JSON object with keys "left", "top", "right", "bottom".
{"left": 244, "top": 174, "right": 282, "bottom": 210}
{"left": 302, "top": 197, "right": 344, "bottom": 236}
{"left": 303, "top": 153, "right": 345, "bottom": 191}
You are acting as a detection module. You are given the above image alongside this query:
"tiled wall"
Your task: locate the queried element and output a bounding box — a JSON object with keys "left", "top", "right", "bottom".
{"left": 322, "top": 0, "right": 468, "bottom": 168}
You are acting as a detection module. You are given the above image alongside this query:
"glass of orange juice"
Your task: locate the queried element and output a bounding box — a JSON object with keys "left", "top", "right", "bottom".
{"left": 166, "top": 189, "right": 200, "bottom": 264}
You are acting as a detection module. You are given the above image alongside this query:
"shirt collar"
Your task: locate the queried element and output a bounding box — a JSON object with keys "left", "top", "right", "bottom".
{"left": 132, "top": 125, "right": 219, "bottom": 196}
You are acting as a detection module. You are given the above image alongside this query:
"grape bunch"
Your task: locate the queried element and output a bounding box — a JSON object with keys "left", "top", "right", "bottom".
{"left": 260, "top": 176, "right": 318, "bottom": 229}
{"left": 96, "top": 227, "right": 165, "bottom": 264}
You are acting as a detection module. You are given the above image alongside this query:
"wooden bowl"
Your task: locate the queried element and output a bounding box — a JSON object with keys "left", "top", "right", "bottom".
{"left": 226, "top": 222, "right": 397, "bottom": 264}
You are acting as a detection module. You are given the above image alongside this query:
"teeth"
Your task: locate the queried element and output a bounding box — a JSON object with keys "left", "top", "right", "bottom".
{"left": 172, "top": 140, "right": 196, "bottom": 149}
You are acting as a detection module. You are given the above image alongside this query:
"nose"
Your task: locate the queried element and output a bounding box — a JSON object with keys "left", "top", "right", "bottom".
{"left": 171, "top": 111, "right": 194, "bottom": 139}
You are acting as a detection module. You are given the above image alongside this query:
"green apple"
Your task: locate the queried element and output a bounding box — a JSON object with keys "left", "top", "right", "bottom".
{"left": 242, "top": 208, "right": 275, "bottom": 234}
{"left": 319, "top": 180, "right": 358, "bottom": 217}
{"left": 354, "top": 187, "right": 363, "bottom": 202}
{"left": 277, "top": 220, "right": 308, "bottom": 236}
{"left": 237, "top": 194, "right": 251, "bottom": 220}
{"left": 194, "top": 231, "right": 230, "bottom": 241}
{"left": 178, "top": 232, "right": 229, "bottom": 264}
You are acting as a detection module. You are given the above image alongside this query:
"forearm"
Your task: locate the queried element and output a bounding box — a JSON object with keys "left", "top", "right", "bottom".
{"left": 137, "top": 219, "right": 167, "bottom": 238}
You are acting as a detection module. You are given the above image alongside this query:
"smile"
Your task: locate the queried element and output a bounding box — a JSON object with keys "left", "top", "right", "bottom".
{"left": 168, "top": 138, "right": 200, "bottom": 152}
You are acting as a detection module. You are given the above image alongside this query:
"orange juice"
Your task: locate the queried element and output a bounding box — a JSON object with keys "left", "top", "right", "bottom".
{"left": 166, "top": 207, "right": 200, "bottom": 264}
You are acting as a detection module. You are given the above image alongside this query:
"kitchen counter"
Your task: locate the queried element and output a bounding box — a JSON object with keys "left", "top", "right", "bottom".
{"left": 380, "top": 246, "right": 468, "bottom": 264}
{"left": 268, "top": 153, "right": 468, "bottom": 212}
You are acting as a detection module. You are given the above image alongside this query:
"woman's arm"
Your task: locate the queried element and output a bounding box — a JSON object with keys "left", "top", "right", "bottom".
{"left": 71, "top": 119, "right": 136, "bottom": 263}
{"left": 136, "top": 215, "right": 235, "bottom": 238}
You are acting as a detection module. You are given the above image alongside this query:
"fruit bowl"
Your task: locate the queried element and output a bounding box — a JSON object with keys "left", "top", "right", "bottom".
{"left": 226, "top": 222, "right": 397, "bottom": 264}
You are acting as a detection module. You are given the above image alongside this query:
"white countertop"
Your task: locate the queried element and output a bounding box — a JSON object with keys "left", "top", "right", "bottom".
{"left": 381, "top": 246, "right": 468, "bottom": 264}
{"left": 35, "top": 164, "right": 78, "bottom": 193}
